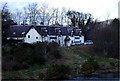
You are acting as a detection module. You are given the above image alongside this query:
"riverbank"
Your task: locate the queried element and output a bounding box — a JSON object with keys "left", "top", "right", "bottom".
{"left": 2, "top": 45, "right": 119, "bottom": 80}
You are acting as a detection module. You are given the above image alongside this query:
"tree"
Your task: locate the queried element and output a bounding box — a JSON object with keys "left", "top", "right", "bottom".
{"left": 91, "top": 18, "right": 119, "bottom": 58}
{"left": 1, "top": 3, "right": 16, "bottom": 45}
{"left": 22, "top": 7, "right": 29, "bottom": 25}
{"left": 66, "top": 10, "right": 94, "bottom": 40}
{"left": 60, "top": 8, "right": 69, "bottom": 26}
{"left": 26, "top": 2, "right": 39, "bottom": 25}
{"left": 1, "top": 3, "right": 14, "bottom": 28}
{"left": 11, "top": 9, "right": 22, "bottom": 25}
{"left": 39, "top": 3, "right": 57, "bottom": 25}
{"left": 66, "top": 10, "right": 77, "bottom": 27}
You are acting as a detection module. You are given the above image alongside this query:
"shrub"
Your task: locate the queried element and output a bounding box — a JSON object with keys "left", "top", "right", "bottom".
{"left": 110, "top": 60, "right": 119, "bottom": 68}
{"left": 46, "top": 64, "right": 71, "bottom": 80}
{"left": 47, "top": 42, "right": 62, "bottom": 59}
{"left": 81, "top": 58, "right": 99, "bottom": 77}
{"left": 2, "top": 43, "right": 46, "bottom": 71}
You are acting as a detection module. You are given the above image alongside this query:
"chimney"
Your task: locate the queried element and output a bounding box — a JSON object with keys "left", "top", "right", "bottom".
{"left": 32, "top": 21, "right": 36, "bottom": 26}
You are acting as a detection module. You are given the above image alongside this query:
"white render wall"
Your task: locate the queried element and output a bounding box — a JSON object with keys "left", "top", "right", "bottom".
{"left": 24, "top": 27, "right": 84, "bottom": 46}
{"left": 81, "top": 35, "right": 84, "bottom": 44}
{"left": 24, "top": 28, "right": 42, "bottom": 43}
{"left": 48, "top": 35, "right": 57, "bottom": 42}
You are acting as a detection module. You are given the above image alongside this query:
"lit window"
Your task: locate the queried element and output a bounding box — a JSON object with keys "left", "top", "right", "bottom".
{"left": 22, "top": 32, "right": 25, "bottom": 35}
{"left": 13, "top": 32, "right": 16, "bottom": 34}
{"left": 28, "top": 35, "right": 30, "bottom": 38}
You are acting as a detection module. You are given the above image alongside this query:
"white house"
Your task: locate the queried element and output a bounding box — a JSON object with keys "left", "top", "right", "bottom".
{"left": 4, "top": 25, "right": 84, "bottom": 47}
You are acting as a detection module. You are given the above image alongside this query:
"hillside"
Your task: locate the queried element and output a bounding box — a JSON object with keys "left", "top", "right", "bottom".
{"left": 2, "top": 44, "right": 119, "bottom": 80}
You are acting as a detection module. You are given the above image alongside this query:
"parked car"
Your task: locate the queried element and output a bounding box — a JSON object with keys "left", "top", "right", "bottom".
{"left": 84, "top": 40, "right": 93, "bottom": 45}
{"left": 75, "top": 41, "right": 84, "bottom": 45}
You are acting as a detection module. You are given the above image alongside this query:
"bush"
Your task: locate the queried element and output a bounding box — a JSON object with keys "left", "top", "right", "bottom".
{"left": 81, "top": 58, "right": 99, "bottom": 77}
{"left": 110, "top": 60, "right": 119, "bottom": 68}
{"left": 46, "top": 64, "right": 71, "bottom": 80}
{"left": 47, "top": 42, "right": 62, "bottom": 59}
{"left": 2, "top": 43, "right": 46, "bottom": 71}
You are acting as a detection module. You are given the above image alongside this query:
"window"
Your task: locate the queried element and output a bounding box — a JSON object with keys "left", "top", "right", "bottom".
{"left": 28, "top": 35, "right": 30, "bottom": 38}
{"left": 13, "top": 32, "right": 16, "bottom": 34}
{"left": 22, "top": 32, "right": 25, "bottom": 35}
{"left": 72, "top": 40, "right": 73, "bottom": 43}
{"left": 75, "top": 37, "right": 80, "bottom": 39}
{"left": 59, "top": 40, "right": 60, "bottom": 44}
{"left": 55, "top": 28, "right": 60, "bottom": 32}
{"left": 50, "top": 37, "right": 57, "bottom": 39}
{"left": 36, "top": 37, "right": 38, "bottom": 39}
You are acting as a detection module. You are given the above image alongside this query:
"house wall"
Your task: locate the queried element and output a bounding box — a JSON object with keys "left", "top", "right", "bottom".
{"left": 23, "top": 27, "right": 84, "bottom": 46}
{"left": 74, "top": 36, "right": 81, "bottom": 45}
{"left": 81, "top": 35, "right": 84, "bottom": 44}
{"left": 73, "top": 36, "right": 84, "bottom": 45}
{"left": 48, "top": 35, "right": 57, "bottom": 43}
{"left": 24, "top": 28, "right": 42, "bottom": 43}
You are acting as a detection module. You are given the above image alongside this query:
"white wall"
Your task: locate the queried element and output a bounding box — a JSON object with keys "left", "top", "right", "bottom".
{"left": 48, "top": 35, "right": 57, "bottom": 43}
{"left": 24, "top": 28, "right": 42, "bottom": 43}
{"left": 73, "top": 36, "right": 84, "bottom": 45}
{"left": 81, "top": 35, "right": 84, "bottom": 44}
{"left": 24, "top": 27, "right": 84, "bottom": 46}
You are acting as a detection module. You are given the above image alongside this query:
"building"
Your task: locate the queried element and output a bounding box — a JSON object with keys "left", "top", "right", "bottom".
{"left": 4, "top": 25, "right": 84, "bottom": 46}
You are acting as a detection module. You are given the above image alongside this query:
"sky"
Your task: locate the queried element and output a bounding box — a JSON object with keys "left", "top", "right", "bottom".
{"left": 0, "top": 0, "right": 119, "bottom": 21}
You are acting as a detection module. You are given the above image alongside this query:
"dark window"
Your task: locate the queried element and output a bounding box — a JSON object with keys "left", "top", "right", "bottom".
{"left": 75, "top": 37, "right": 80, "bottom": 39}
{"left": 72, "top": 40, "right": 73, "bottom": 43}
{"left": 59, "top": 40, "right": 60, "bottom": 44}
{"left": 28, "top": 35, "right": 30, "bottom": 38}
{"left": 36, "top": 37, "right": 38, "bottom": 39}
{"left": 50, "top": 37, "right": 57, "bottom": 39}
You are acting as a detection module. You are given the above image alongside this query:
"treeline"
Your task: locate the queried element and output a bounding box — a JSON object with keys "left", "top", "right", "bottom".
{"left": 1, "top": 2, "right": 93, "bottom": 26}
{"left": 91, "top": 18, "right": 119, "bottom": 59}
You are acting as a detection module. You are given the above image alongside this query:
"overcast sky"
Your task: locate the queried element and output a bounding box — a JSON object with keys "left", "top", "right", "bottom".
{"left": 0, "top": 0, "right": 119, "bottom": 21}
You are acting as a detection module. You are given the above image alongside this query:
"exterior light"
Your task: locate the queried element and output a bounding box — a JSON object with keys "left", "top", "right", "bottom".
{"left": 13, "top": 32, "right": 16, "bottom": 34}
{"left": 58, "top": 30, "right": 61, "bottom": 32}
{"left": 45, "top": 30, "right": 48, "bottom": 32}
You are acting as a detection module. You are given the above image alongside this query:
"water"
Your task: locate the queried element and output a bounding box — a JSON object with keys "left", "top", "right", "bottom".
{"left": 69, "top": 72, "right": 119, "bottom": 80}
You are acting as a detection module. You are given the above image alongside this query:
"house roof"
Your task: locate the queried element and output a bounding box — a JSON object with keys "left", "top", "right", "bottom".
{"left": 4, "top": 25, "right": 82, "bottom": 37}
{"left": 4, "top": 25, "right": 31, "bottom": 37}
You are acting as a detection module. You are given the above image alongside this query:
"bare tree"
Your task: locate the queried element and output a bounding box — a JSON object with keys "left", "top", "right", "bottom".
{"left": 22, "top": 7, "right": 29, "bottom": 25}
{"left": 45, "top": 8, "right": 56, "bottom": 25}
{"left": 59, "top": 7, "right": 68, "bottom": 25}
{"left": 26, "top": 2, "right": 39, "bottom": 25}
{"left": 38, "top": 3, "right": 48, "bottom": 25}
{"left": 38, "top": 3, "right": 57, "bottom": 25}
{"left": 11, "top": 9, "right": 22, "bottom": 25}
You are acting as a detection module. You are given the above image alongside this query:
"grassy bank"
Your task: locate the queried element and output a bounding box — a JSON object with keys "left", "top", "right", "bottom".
{"left": 2, "top": 45, "right": 119, "bottom": 80}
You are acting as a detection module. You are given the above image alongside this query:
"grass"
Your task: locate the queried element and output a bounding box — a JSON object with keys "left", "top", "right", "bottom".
{"left": 2, "top": 45, "right": 119, "bottom": 79}
{"left": 2, "top": 64, "right": 50, "bottom": 79}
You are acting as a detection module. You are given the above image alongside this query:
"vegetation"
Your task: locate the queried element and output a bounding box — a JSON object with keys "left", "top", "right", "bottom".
{"left": 1, "top": 2, "right": 119, "bottom": 80}
{"left": 2, "top": 42, "right": 62, "bottom": 71}
{"left": 81, "top": 58, "right": 99, "bottom": 77}
{"left": 2, "top": 44, "right": 119, "bottom": 80}
{"left": 46, "top": 64, "right": 71, "bottom": 80}
{"left": 91, "top": 18, "right": 119, "bottom": 59}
